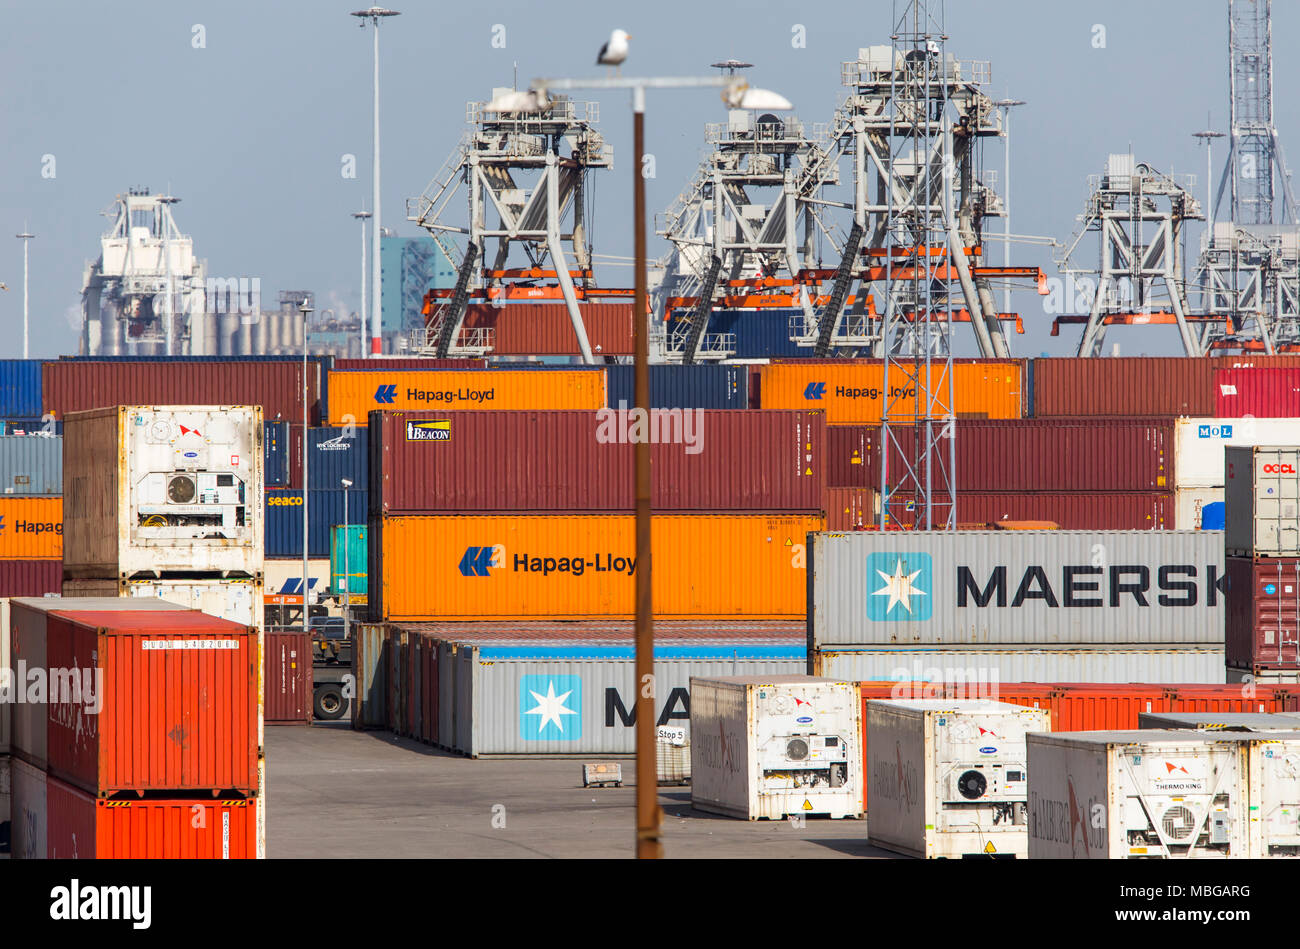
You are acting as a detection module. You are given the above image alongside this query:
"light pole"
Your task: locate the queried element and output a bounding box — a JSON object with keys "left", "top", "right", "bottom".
{"left": 16, "top": 230, "right": 34, "bottom": 359}
{"left": 299, "top": 298, "right": 313, "bottom": 635}
{"left": 351, "top": 6, "right": 400, "bottom": 357}
{"left": 994, "top": 100, "right": 1025, "bottom": 317}
{"left": 352, "top": 211, "right": 371, "bottom": 357}
{"left": 490, "top": 74, "right": 790, "bottom": 859}
{"left": 1193, "top": 128, "right": 1226, "bottom": 233}
{"left": 341, "top": 478, "right": 353, "bottom": 646}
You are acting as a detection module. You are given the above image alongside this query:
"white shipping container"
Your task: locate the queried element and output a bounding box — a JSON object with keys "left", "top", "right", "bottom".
{"left": 1245, "top": 734, "right": 1300, "bottom": 858}
{"left": 1227, "top": 666, "right": 1300, "bottom": 686}
{"left": 1175, "top": 418, "right": 1300, "bottom": 487}
{"left": 62, "top": 405, "right": 264, "bottom": 579}
{"left": 1027, "top": 731, "right": 1248, "bottom": 858}
{"left": 1225, "top": 446, "right": 1300, "bottom": 557}
{"left": 1174, "top": 486, "right": 1224, "bottom": 531}
{"left": 10, "top": 755, "right": 46, "bottom": 860}
{"left": 690, "top": 676, "right": 861, "bottom": 820}
{"left": 1138, "top": 712, "right": 1300, "bottom": 732}
{"left": 60, "top": 577, "right": 264, "bottom": 629}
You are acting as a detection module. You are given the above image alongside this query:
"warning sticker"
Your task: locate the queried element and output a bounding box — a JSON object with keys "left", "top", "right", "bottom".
{"left": 141, "top": 639, "right": 241, "bottom": 650}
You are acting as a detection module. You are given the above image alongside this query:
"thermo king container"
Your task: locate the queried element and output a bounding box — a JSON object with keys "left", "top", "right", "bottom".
{"left": 1137, "top": 712, "right": 1300, "bottom": 731}
{"left": 1225, "top": 446, "right": 1300, "bottom": 558}
{"left": 62, "top": 405, "right": 265, "bottom": 578}
{"left": 1225, "top": 558, "right": 1300, "bottom": 671}
{"left": 1027, "top": 730, "right": 1248, "bottom": 858}
{"left": 690, "top": 676, "right": 861, "bottom": 820}
{"left": 1242, "top": 732, "right": 1300, "bottom": 857}
{"left": 865, "top": 699, "right": 1050, "bottom": 858}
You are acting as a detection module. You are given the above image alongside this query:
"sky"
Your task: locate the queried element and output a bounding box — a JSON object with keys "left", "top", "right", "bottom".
{"left": 0, "top": 0, "right": 1295, "bottom": 359}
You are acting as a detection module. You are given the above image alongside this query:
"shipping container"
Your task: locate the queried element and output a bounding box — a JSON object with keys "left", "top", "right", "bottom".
{"left": 264, "top": 420, "right": 290, "bottom": 487}
{"left": 304, "top": 426, "right": 368, "bottom": 490}
{"left": 1225, "top": 446, "right": 1300, "bottom": 557}
{"left": 62, "top": 406, "right": 264, "bottom": 578}
{"left": 370, "top": 409, "right": 826, "bottom": 514}
{"left": 10, "top": 756, "right": 45, "bottom": 859}
{"left": 325, "top": 368, "right": 605, "bottom": 425}
{"left": 378, "top": 514, "right": 822, "bottom": 621}
{"left": 865, "top": 700, "right": 1049, "bottom": 858}
{"left": 43, "top": 358, "right": 323, "bottom": 423}
{"left": 330, "top": 525, "right": 367, "bottom": 599}
{"left": 1226, "top": 557, "right": 1300, "bottom": 671}
{"left": 605, "top": 364, "right": 750, "bottom": 410}
{"left": 60, "top": 577, "right": 265, "bottom": 629}
{"left": 1027, "top": 731, "right": 1249, "bottom": 858}
{"left": 332, "top": 358, "right": 486, "bottom": 371}
{"left": 1164, "top": 684, "right": 1290, "bottom": 717}
{"left": 1033, "top": 357, "right": 1214, "bottom": 417}
{"left": 807, "top": 530, "right": 1225, "bottom": 648}
{"left": 947, "top": 492, "right": 1174, "bottom": 530}
{"left": 460, "top": 302, "right": 633, "bottom": 356}
{"left": 1175, "top": 417, "right": 1300, "bottom": 487}
{"left": 0, "top": 360, "right": 43, "bottom": 417}
{"left": 0, "top": 498, "right": 62, "bottom": 560}
{"left": 1215, "top": 367, "right": 1300, "bottom": 418}
{"left": 814, "top": 647, "right": 1227, "bottom": 684}
{"left": 46, "top": 777, "right": 258, "bottom": 858}
{"left": 0, "top": 756, "right": 8, "bottom": 851}
{"left": 826, "top": 487, "right": 877, "bottom": 530}
{"left": 2, "top": 418, "right": 60, "bottom": 437}
{"left": 265, "top": 488, "right": 366, "bottom": 559}
{"left": 350, "top": 623, "right": 388, "bottom": 730}
{"left": 758, "top": 361, "right": 1023, "bottom": 424}
{"left": 1175, "top": 486, "right": 1224, "bottom": 530}
{"left": 0, "top": 561, "right": 61, "bottom": 598}
{"left": 689, "top": 676, "right": 861, "bottom": 820}
{"left": 264, "top": 631, "right": 311, "bottom": 725}
{"left": 668, "top": 309, "right": 806, "bottom": 360}
{"left": 1138, "top": 711, "right": 1300, "bottom": 731}
{"left": 264, "top": 559, "right": 330, "bottom": 606}
{"left": 0, "top": 436, "right": 61, "bottom": 495}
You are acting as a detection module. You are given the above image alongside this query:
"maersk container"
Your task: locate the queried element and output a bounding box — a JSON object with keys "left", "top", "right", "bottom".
{"left": 1225, "top": 557, "right": 1300, "bottom": 672}
{"left": 807, "top": 530, "right": 1225, "bottom": 649}
{"left": 1225, "top": 446, "right": 1300, "bottom": 557}
{"left": 62, "top": 405, "right": 265, "bottom": 579}
{"left": 265, "top": 488, "right": 366, "bottom": 558}
{"left": 331, "top": 525, "right": 367, "bottom": 598}
{"left": 1175, "top": 417, "right": 1300, "bottom": 487}
{"left": 605, "top": 364, "right": 750, "bottom": 410}
{"left": 689, "top": 676, "right": 861, "bottom": 820}
{"left": 1027, "top": 731, "right": 1249, "bottom": 858}
{"left": 0, "top": 436, "right": 61, "bottom": 495}
{"left": 0, "top": 360, "right": 42, "bottom": 417}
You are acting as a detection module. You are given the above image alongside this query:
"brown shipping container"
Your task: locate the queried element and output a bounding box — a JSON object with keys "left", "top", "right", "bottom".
{"left": 946, "top": 491, "right": 1173, "bottom": 530}
{"left": 826, "top": 487, "right": 877, "bottom": 530}
{"left": 333, "top": 358, "right": 487, "bottom": 370}
{"left": 264, "top": 631, "right": 312, "bottom": 724}
{"left": 373, "top": 409, "right": 826, "bottom": 513}
{"left": 462, "top": 303, "right": 633, "bottom": 356}
{"left": 42, "top": 359, "right": 322, "bottom": 423}
{"left": 0, "top": 559, "right": 61, "bottom": 596}
{"left": 1226, "top": 557, "right": 1300, "bottom": 671}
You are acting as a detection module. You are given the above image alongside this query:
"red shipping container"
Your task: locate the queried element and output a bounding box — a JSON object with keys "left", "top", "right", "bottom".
{"left": 1214, "top": 367, "right": 1300, "bottom": 418}
{"left": 826, "top": 487, "right": 876, "bottom": 530}
{"left": 1164, "top": 685, "right": 1284, "bottom": 716}
{"left": 264, "top": 631, "right": 312, "bottom": 724}
{"left": 0, "top": 560, "right": 62, "bottom": 597}
{"left": 1033, "top": 358, "right": 1214, "bottom": 417}
{"left": 1049, "top": 684, "right": 1171, "bottom": 730}
{"left": 46, "top": 610, "right": 259, "bottom": 795}
{"left": 333, "top": 358, "right": 487, "bottom": 370}
{"left": 47, "top": 777, "right": 257, "bottom": 859}
{"left": 42, "top": 359, "right": 323, "bottom": 423}
{"left": 1226, "top": 557, "right": 1300, "bottom": 671}
{"left": 950, "top": 491, "right": 1173, "bottom": 530}
{"left": 373, "top": 409, "right": 826, "bottom": 513}
{"left": 461, "top": 303, "right": 633, "bottom": 356}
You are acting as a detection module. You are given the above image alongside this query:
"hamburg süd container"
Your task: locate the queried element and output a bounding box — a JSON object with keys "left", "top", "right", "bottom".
{"left": 1027, "top": 730, "right": 1248, "bottom": 858}
{"left": 325, "top": 368, "right": 606, "bottom": 425}
{"left": 60, "top": 577, "right": 266, "bottom": 629}
{"left": 1225, "top": 446, "right": 1300, "bottom": 557}
{"left": 0, "top": 435, "right": 62, "bottom": 495}
{"left": 689, "top": 676, "right": 861, "bottom": 820}
{"left": 369, "top": 409, "right": 826, "bottom": 514}
{"left": 376, "top": 513, "right": 822, "bottom": 621}
{"left": 1225, "top": 557, "right": 1300, "bottom": 671}
{"left": 807, "top": 530, "right": 1225, "bottom": 649}
{"left": 62, "top": 406, "right": 264, "bottom": 579}
{"left": 865, "top": 699, "right": 1050, "bottom": 858}
{"left": 1175, "top": 417, "right": 1300, "bottom": 487}
{"left": 264, "top": 631, "right": 311, "bottom": 725}
{"left": 0, "top": 497, "right": 62, "bottom": 560}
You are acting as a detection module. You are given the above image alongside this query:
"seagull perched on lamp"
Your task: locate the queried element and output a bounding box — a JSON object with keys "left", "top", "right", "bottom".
{"left": 597, "top": 29, "right": 630, "bottom": 74}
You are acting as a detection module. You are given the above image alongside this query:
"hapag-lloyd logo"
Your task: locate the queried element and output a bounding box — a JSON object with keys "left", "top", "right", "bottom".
{"left": 870, "top": 741, "right": 919, "bottom": 813}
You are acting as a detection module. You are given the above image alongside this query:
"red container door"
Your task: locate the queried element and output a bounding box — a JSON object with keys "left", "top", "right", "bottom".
{"left": 1227, "top": 559, "right": 1300, "bottom": 670}
{"left": 264, "top": 631, "right": 312, "bottom": 724}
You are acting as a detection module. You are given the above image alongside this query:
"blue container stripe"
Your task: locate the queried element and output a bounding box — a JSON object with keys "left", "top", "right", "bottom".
{"left": 265, "top": 488, "right": 367, "bottom": 558}
{"left": 0, "top": 360, "right": 43, "bottom": 417}
{"left": 476, "top": 645, "right": 806, "bottom": 661}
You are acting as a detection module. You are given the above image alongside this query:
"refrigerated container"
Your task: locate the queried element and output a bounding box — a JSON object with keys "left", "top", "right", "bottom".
{"left": 689, "top": 676, "right": 861, "bottom": 820}
{"left": 1244, "top": 733, "right": 1300, "bottom": 857}
{"left": 1138, "top": 712, "right": 1300, "bottom": 731}
{"left": 865, "top": 699, "right": 1050, "bottom": 858}
{"left": 1225, "top": 557, "right": 1300, "bottom": 671}
{"left": 0, "top": 436, "right": 61, "bottom": 495}
{"left": 1225, "top": 446, "right": 1300, "bottom": 557}
{"left": 60, "top": 577, "right": 265, "bottom": 629}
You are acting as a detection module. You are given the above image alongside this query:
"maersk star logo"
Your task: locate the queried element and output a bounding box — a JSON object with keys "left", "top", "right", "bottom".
{"left": 519, "top": 674, "right": 582, "bottom": 741}
{"left": 865, "top": 552, "right": 933, "bottom": 621}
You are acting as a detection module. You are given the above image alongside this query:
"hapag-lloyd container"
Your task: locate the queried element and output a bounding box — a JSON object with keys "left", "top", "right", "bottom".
{"left": 1215, "top": 367, "right": 1300, "bottom": 417}
{"left": 1225, "top": 446, "right": 1300, "bottom": 557}
{"left": 1175, "top": 417, "right": 1300, "bottom": 487}
{"left": 62, "top": 405, "right": 264, "bottom": 579}
{"left": 377, "top": 513, "right": 822, "bottom": 621}
{"left": 1225, "top": 558, "right": 1300, "bottom": 670}
{"left": 0, "top": 435, "right": 62, "bottom": 495}
{"left": 757, "top": 361, "right": 1023, "bottom": 424}
{"left": 325, "top": 368, "right": 606, "bottom": 425}
{"left": 0, "top": 497, "right": 62, "bottom": 559}
{"left": 807, "top": 530, "right": 1225, "bottom": 648}
{"left": 45, "top": 610, "right": 258, "bottom": 794}
{"left": 46, "top": 777, "right": 258, "bottom": 858}
{"left": 370, "top": 409, "right": 826, "bottom": 513}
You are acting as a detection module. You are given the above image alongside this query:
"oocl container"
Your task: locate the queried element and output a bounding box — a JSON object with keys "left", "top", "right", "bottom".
{"left": 1225, "top": 557, "right": 1300, "bottom": 671}
{"left": 0, "top": 498, "right": 62, "bottom": 560}
{"left": 376, "top": 513, "right": 821, "bottom": 621}
{"left": 1225, "top": 446, "right": 1300, "bottom": 557}
{"left": 325, "top": 368, "right": 606, "bottom": 425}
{"left": 62, "top": 405, "right": 264, "bottom": 578}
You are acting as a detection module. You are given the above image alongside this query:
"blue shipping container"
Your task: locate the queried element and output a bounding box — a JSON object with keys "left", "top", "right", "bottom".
{"left": 264, "top": 421, "right": 291, "bottom": 487}
{"left": 605, "top": 364, "right": 749, "bottom": 409}
{"left": 308, "top": 426, "right": 368, "bottom": 490}
{"left": 265, "top": 488, "right": 367, "bottom": 558}
{"left": 0, "top": 360, "right": 43, "bottom": 417}
{"left": 0, "top": 435, "right": 62, "bottom": 495}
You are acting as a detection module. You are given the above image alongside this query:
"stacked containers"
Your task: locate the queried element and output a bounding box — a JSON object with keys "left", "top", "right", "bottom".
{"left": 1173, "top": 418, "right": 1300, "bottom": 529}
{"left": 0, "top": 435, "right": 64, "bottom": 597}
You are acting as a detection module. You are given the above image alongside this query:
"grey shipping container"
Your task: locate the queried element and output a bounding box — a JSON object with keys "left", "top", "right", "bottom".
{"left": 1225, "top": 446, "right": 1300, "bottom": 557}
{"left": 807, "top": 530, "right": 1226, "bottom": 649}
{"left": 0, "top": 436, "right": 61, "bottom": 495}
{"left": 350, "top": 623, "right": 389, "bottom": 729}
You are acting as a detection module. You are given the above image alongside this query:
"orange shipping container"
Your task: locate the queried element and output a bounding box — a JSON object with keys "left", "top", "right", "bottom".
{"left": 325, "top": 369, "right": 605, "bottom": 425}
{"left": 377, "top": 514, "right": 822, "bottom": 621}
{"left": 758, "top": 361, "right": 1023, "bottom": 424}
{"left": 0, "top": 497, "right": 62, "bottom": 559}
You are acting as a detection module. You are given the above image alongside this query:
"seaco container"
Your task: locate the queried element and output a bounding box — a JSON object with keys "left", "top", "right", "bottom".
{"left": 757, "top": 360, "right": 1023, "bottom": 424}
{"left": 1214, "top": 367, "right": 1300, "bottom": 418}
{"left": 44, "top": 610, "right": 259, "bottom": 795}
{"left": 370, "top": 409, "right": 825, "bottom": 514}
{"left": 265, "top": 488, "right": 367, "bottom": 558}
{"left": 0, "top": 435, "right": 62, "bottom": 495}
{"left": 605, "top": 364, "right": 750, "bottom": 410}
{"left": 325, "top": 368, "right": 606, "bottom": 425}
{"left": 46, "top": 777, "right": 258, "bottom": 858}
{"left": 0, "top": 497, "right": 62, "bottom": 559}
{"left": 1225, "top": 446, "right": 1300, "bottom": 557}
{"left": 1225, "top": 558, "right": 1300, "bottom": 671}
{"left": 374, "top": 514, "right": 822, "bottom": 621}
{"left": 807, "top": 530, "right": 1225, "bottom": 649}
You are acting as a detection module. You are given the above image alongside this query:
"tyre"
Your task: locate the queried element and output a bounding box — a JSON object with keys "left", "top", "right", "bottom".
{"left": 314, "top": 684, "right": 348, "bottom": 721}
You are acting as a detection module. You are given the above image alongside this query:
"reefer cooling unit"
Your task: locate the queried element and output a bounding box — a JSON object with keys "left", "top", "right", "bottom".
{"left": 865, "top": 699, "right": 1051, "bottom": 859}
{"left": 690, "top": 675, "right": 861, "bottom": 820}
{"left": 63, "top": 405, "right": 264, "bottom": 578}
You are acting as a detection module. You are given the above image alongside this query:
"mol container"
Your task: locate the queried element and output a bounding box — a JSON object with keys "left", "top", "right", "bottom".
{"left": 326, "top": 368, "right": 606, "bottom": 425}
{"left": 62, "top": 406, "right": 264, "bottom": 579}
{"left": 1225, "top": 446, "right": 1300, "bottom": 557}
{"left": 808, "top": 530, "right": 1225, "bottom": 649}
{"left": 1175, "top": 418, "right": 1300, "bottom": 487}
{"left": 865, "top": 699, "right": 1050, "bottom": 858}
{"left": 1027, "top": 731, "right": 1248, "bottom": 858}
{"left": 690, "top": 676, "right": 861, "bottom": 820}
{"left": 1225, "top": 558, "right": 1300, "bottom": 672}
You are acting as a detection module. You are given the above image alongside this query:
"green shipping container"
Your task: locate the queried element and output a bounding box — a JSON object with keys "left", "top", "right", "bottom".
{"left": 331, "top": 524, "right": 368, "bottom": 599}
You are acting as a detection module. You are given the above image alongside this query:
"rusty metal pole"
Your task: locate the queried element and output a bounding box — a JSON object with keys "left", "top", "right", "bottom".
{"left": 632, "top": 84, "right": 662, "bottom": 859}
